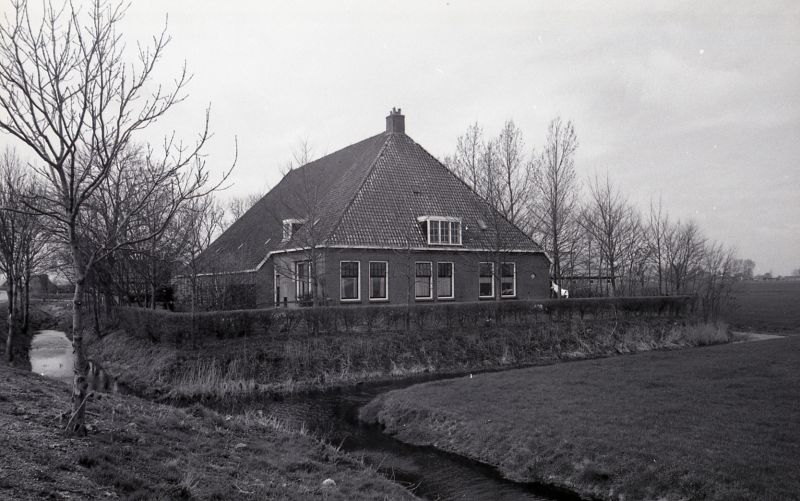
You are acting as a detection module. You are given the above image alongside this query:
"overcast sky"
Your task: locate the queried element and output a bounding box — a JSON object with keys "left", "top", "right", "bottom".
{"left": 3, "top": 1, "right": 798, "bottom": 275}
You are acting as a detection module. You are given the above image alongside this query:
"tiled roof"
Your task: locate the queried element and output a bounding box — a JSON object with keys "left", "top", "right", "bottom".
{"left": 197, "top": 126, "right": 543, "bottom": 273}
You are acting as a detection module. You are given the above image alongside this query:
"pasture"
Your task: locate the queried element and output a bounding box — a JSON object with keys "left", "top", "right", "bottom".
{"left": 724, "top": 280, "right": 800, "bottom": 332}
{"left": 364, "top": 336, "right": 800, "bottom": 500}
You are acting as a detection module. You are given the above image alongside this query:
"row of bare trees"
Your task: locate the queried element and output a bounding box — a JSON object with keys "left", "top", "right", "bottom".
{"left": 0, "top": 150, "right": 52, "bottom": 362}
{"left": 445, "top": 118, "right": 750, "bottom": 318}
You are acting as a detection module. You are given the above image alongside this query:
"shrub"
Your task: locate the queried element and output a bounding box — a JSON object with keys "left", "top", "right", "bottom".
{"left": 114, "top": 295, "right": 698, "bottom": 346}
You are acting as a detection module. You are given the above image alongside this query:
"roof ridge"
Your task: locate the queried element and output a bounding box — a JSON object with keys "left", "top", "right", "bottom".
{"left": 404, "top": 134, "right": 542, "bottom": 251}
{"left": 290, "top": 132, "right": 386, "bottom": 175}
{"left": 323, "top": 133, "right": 392, "bottom": 244}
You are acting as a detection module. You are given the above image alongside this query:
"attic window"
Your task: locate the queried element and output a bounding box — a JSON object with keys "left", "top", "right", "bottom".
{"left": 417, "top": 216, "right": 462, "bottom": 246}
{"left": 282, "top": 219, "right": 305, "bottom": 241}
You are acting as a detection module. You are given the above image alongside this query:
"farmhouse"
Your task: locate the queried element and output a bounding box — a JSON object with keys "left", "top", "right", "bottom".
{"left": 186, "top": 109, "right": 550, "bottom": 308}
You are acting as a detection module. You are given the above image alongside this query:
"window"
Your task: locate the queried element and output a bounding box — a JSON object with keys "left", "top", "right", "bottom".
{"left": 415, "top": 262, "right": 433, "bottom": 299}
{"left": 479, "top": 262, "right": 494, "bottom": 298}
{"left": 429, "top": 220, "right": 440, "bottom": 244}
{"left": 437, "top": 262, "right": 454, "bottom": 299}
{"left": 295, "top": 261, "right": 313, "bottom": 301}
{"left": 501, "top": 262, "right": 516, "bottom": 297}
{"left": 340, "top": 261, "right": 360, "bottom": 301}
{"left": 369, "top": 261, "right": 388, "bottom": 300}
{"left": 282, "top": 218, "right": 304, "bottom": 241}
{"left": 451, "top": 221, "right": 461, "bottom": 245}
{"left": 417, "top": 216, "right": 462, "bottom": 245}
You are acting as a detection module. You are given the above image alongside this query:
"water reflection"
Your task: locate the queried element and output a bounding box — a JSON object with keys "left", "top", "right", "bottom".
{"left": 30, "top": 330, "right": 73, "bottom": 383}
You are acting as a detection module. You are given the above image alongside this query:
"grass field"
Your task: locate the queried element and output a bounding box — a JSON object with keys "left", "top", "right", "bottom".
{"left": 724, "top": 280, "right": 800, "bottom": 332}
{"left": 363, "top": 336, "right": 800, "bottom": 501}
{"left": 0, "top": 364, "right": 414, "bottom": 500}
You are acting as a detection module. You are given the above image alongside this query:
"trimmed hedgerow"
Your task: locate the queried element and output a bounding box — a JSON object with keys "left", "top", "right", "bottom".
{"left": 115, "top": 296, "right": 696, "bottom": 346}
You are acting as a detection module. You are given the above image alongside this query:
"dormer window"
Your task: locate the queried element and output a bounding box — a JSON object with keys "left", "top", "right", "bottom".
{"left": 417, "top": 216, "right": 462, "bottom": 246}
{"left": 282, "top": 218, "right": 305, "bottom": 241}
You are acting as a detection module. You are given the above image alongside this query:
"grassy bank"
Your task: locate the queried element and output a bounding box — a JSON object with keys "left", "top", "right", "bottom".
{"left": 362, "top": 336, "right": 800, "bottom": 501}
{"left": 0, "top": 364, "right": 414, "bottom": 500}
{"left": 88, "top": 317, "right": 726, "bottom": 402}
{"left": 724, "top": 280, "right": 800, "bottom": 332}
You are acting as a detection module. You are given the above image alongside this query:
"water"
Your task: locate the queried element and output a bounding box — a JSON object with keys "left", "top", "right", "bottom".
{"left": 30, "top": 330, "right": 117, "bottom": 392}
{"left": 30, "top": 330, "right": 74, "bottom": 383}
{"left": 230, "top": 382, "right": 577, "bottom": 501}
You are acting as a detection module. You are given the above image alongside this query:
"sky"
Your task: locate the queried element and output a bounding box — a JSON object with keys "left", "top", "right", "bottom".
{"left": 2, "top": 1, "right": 798, "bottom": 275}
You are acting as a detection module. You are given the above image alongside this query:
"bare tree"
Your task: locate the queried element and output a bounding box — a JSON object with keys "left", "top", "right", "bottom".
{"left": 733, "top": 258, "right": 756, "bottom": 280}
{"left": 449, "top": 123, "right": 485, "bottom": 194}
{"left": 225, "top": 190, "right": 266, "bottom": 223}
{"left": 180, "top": 194, "right": 226, "bottom": 312}
{"left": 531, "top": 118, "right": 579, "bottom": 292}
{"left": 84, "top": 146, "right": 198, "bottom": 312}
{"left": 273, "top": 163, "right": 327, "bottom": 307}
{"left": 0, "top": 150, "right": 45, "bottom": 362}
{"left": 697, "top": 241, "right": 737, "bottom": 322}
{"left": 664, "top": 220, "right": 705, "bottom": 294}
{"left": 580, "top": 174, "right": 639, "bottom": 295}
{"left": 645, "top": 197, "right": 670, "bottom": 294}
{"left": 280, "top": 138, "right": 316, "bottom": 175}
{"left": 495, "top": 120, "right": 535, "bottom": 228}
{"left": 0, "top": 0, "right": 230, "bottom": 434}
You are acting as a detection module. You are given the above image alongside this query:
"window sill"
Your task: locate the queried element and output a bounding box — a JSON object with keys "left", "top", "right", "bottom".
{"left": 436, "top": 296, "right": 455, "bottom": 301}
{"left": 415, "top": 297, "right": 434, "bottom": 302}
{"left": 340, "top": 298, "right": 361, "bottom": 303}
{"left": 478, "top": 296, "right": 495, "bottom": 300}
{"left": 369, "top": 297, "right": 389, "bottom": 302}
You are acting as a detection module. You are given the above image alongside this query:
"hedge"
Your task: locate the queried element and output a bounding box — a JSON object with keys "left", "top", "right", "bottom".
{"left": 115, "top": 296, "right": 696, "bottom": 346}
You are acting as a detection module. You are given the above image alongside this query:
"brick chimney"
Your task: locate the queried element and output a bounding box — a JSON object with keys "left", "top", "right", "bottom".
{"left": 386, "top": 107, "right": 405, "bottom": 134}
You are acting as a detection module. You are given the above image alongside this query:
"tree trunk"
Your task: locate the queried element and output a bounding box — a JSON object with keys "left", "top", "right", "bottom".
{"left": 67, "top": 224, "right": 89, "bottom": 436}
{"left": 22, "top": 269, "right": 31, "bottom": 335}
{"left": 67, "top": 276, "right": 89, "bottom": 435}
{"left": 92, "top": 288, "right": 101, "bottom": 335}
{"left": 5, "top": 282, "right": 14, "bottom": 362}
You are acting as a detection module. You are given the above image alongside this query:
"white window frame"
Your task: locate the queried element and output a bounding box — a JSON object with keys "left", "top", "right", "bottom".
{"left": 417, "top": 216, "right": 462, "bottom": 246}
{"left": 339, "top": 261, "right": 361, "bottom": 302}
{"left": 282, "top": 218, "right": 304, "bottom": 241}
{"left": 500, "top": 262, "right": 517, "bottom": 298}
{"left": 429, "top": 220, "right": 440, "bottom": 244}
{"left": 479, "top": 262, "right": 495, "bottom": 299}
{"left": 415, "top": 261, "right": 434, "bottom": 300}
{"left": 295, "top": 260, "right": 313, "bottom": 300}
{"left": 451, "top": 221, "right": 462, "bottom": 245}
{"left": 436, "top": 262, "right": 455, "bottom": 299}
{"left": 368, "top": 261, "right": 389, "bottom": 301}
{"left": 274, "top": 269, "right": 281, "bottom": 304}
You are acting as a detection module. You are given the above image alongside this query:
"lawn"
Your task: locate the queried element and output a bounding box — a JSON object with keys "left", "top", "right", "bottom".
{"left": 724, "top": 280, "right": 800, "bottom": 332}
{"left": 0, "top": 364, "right": 414, "bottom": 500}
{"left": 362, "top": 336, "right": 800, "bottom": 500}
